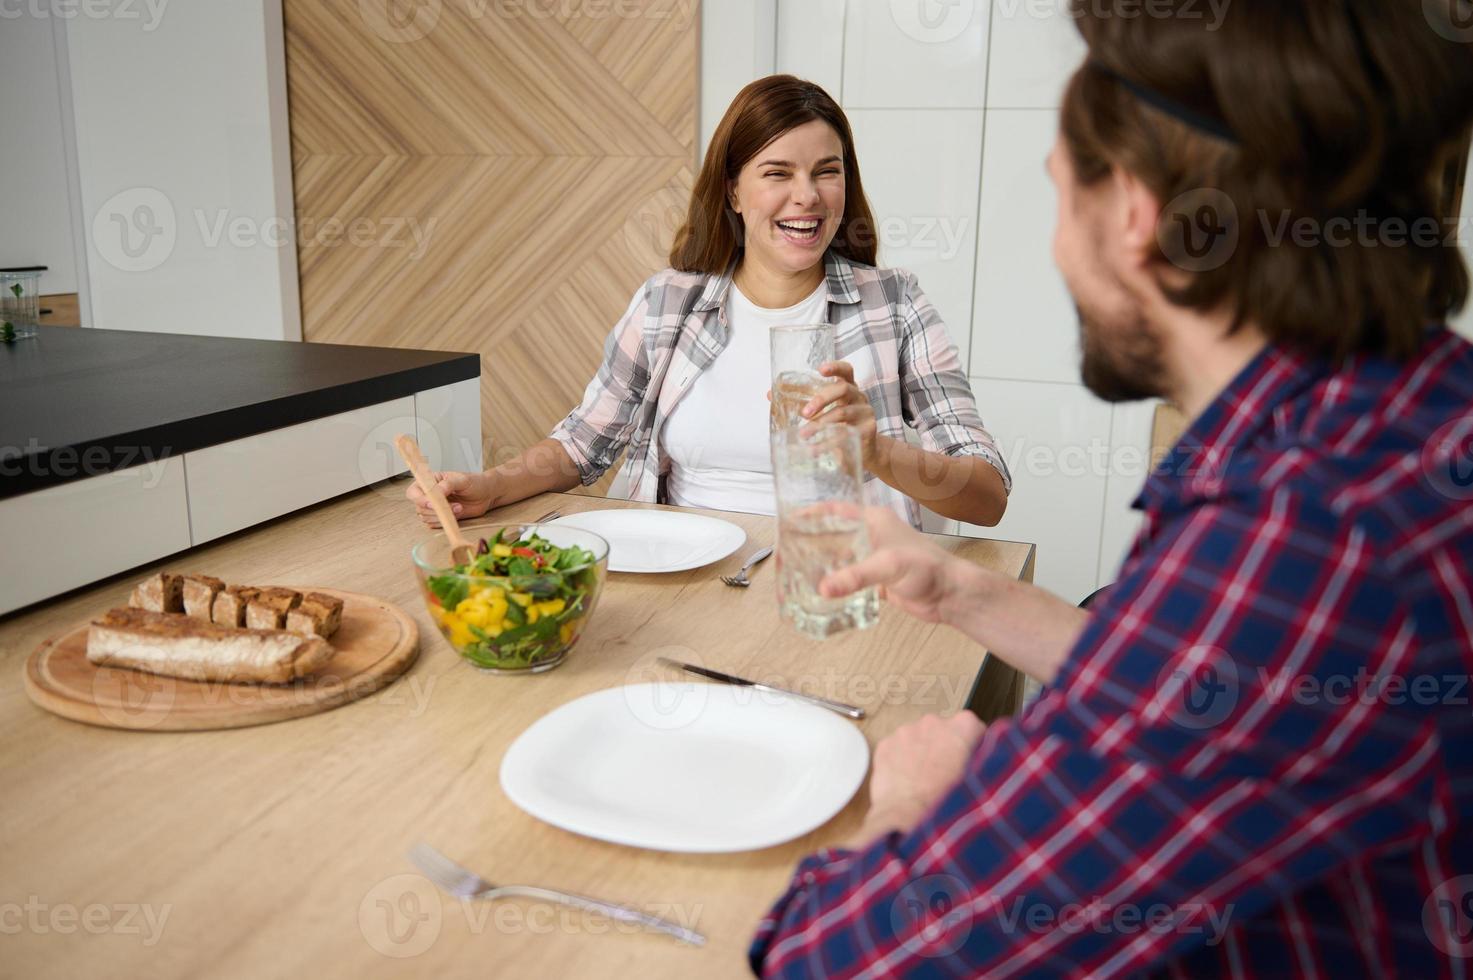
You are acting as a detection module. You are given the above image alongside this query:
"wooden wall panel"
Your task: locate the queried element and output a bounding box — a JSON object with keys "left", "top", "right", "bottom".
{"left": 283, "top": 0, "right": 699, "bottom": 480}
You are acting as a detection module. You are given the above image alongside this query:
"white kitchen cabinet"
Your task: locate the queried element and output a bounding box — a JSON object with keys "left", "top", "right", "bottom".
{"left": 414, "top": 377, "right": 483, "bottom": 474}
{"left": 185, "top": 398, "right": 415, "bottom": 545}
{"left": 0, "top": 458, "right": 190, "bottom": 616}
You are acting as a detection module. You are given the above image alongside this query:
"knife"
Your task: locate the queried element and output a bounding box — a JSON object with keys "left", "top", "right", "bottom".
{"left": 656, "top": 657, "right": 866, "bottom": 720}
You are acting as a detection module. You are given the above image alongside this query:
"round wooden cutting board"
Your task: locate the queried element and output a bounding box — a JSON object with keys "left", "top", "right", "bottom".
{"left": 23, "top": 588, "right": 420, "bottom": 732}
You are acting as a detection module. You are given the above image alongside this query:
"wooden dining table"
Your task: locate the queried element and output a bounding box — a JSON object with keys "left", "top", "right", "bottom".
{"left": 0, "top": 481, "right": 1035, "bottom": 979}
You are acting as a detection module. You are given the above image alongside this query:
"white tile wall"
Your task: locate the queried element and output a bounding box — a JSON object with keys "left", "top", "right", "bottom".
{"left": 1096, "top": 400, "right": 1157, "bottom": 586}
{"left": 699, "top": 0, "right": 777, "bottom": 161}
{"left": 960, "top": 378, "right": 1113, "bottom": 604}
{"left": 1454, "top": 153, "right": 1473, "bottom": 342}
{"left": 848, "top": 109, "right": 984, "bottom": 367}
{"left": 985, "top": 0, "right": 1085, "bottom": 109}
{"left": 842, "top": 0, "right": 991, "bottom": 109}
{"left": 970, "top": 109, "right": 1078, "bottom": 384}
{"left": 777, "top": 0, "right": 846, "bottom": 98}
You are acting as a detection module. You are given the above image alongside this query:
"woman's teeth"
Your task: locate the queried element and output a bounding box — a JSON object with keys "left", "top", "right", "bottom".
{"left": 776, "top": 219, "right": 821, "bottom": 243}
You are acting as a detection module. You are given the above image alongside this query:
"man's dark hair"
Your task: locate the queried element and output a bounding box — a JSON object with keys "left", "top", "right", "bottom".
{"left": 1061, "top": 0, "right": 1473, "bottom": 362}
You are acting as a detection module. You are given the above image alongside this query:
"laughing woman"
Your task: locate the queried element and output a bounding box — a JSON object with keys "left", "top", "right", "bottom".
{"left": 409, "top": 75, "right": 1010, "bottom": 529}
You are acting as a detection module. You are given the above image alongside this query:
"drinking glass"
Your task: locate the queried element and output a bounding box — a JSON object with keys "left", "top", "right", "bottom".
{"left": 770, "top": 425, "right": 880, "bottom": 639}
{"left": 769, "top": 322, "right": 836, "bottom": 431}
{"left": 0, "top": 269, "right": 42, "bottom": 341}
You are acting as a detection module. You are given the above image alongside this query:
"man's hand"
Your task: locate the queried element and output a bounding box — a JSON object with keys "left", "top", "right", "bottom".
{"left": 405, "top": 470, "right": 496, "bottom": 528}
{"left": 852, "top": 712, "right": 987, "bottom": 845}
{"left": 820, "top": 507, "right": 973, "bottom": 624}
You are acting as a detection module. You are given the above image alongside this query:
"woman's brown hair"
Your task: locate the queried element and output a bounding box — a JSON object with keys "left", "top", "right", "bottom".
{"left": 1060, "top": 0, "right": 1473, "bottom": 363}
{"left": 670, "top": 75, "right": 878, "bottom": 273}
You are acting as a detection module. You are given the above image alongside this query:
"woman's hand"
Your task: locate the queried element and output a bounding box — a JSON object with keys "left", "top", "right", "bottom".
{"left": 405, "top": 470, "right": 497, "bottom": 528}
{"left": 803, "top": 360, "right": 880, "bottom": 467}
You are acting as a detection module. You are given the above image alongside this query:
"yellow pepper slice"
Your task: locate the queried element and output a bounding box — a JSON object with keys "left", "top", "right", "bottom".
{"left": 442, "top": 613, "right": 475, "bottom": 648}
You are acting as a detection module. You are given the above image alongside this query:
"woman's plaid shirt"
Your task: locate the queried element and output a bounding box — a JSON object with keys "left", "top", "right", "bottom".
{"left": 547, "top": 252, "right": 1010, "bottom": 526}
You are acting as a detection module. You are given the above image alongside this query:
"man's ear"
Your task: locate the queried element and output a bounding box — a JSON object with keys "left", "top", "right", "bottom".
{"left": 1111, "top": 166, "right": 1162, "bottom": 276}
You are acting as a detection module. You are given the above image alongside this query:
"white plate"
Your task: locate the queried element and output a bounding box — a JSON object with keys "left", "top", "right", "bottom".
{"left": 547, "top": 510, "right": 746, "bottom": 573}
{"left": 499, "top": 682, "right": 870, "bottom": 853}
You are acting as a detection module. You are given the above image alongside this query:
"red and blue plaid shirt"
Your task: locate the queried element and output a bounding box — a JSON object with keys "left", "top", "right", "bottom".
{"left": 750, "top": 327, "right": 1473, "bottom": 977}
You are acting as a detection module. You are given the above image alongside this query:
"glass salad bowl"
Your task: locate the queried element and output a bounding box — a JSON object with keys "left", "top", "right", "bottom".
{"left": 411, "top": 523, "right": 609, "bottom": 674}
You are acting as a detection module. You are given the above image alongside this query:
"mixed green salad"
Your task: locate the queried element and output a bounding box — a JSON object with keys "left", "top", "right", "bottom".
{"left": 423, "top": 530, "right": 600, "bottom": 670}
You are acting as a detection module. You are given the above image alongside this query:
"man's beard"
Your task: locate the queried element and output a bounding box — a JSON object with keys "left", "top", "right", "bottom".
{"left": 1076, "top": 301, "right": 1169, "bottom": 403}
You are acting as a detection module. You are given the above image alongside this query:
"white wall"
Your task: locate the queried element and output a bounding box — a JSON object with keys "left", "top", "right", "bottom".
{"left": 963, "top": 4, "right": 1118, "bottom": 605}
{"left": 700, "top": 0, "right": 778, "bottom": 156}
{"left": 61, "top": 0, "right": 300, "bottom": 340}
{"left": 1455, "top": 152, "right": 1473, "bottom": 341}
{"left": 0, "top": 14, "right": 84, "bottom": 295}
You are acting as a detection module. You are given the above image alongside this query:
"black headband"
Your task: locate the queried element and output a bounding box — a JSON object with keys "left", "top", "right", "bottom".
{"left": 1089, "top": 61, "right": 1238, "bottom": 143}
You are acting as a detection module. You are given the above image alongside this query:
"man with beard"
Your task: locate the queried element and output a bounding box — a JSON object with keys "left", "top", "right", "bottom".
{"left": 749, "top": 1, "right": 1473, "bottom": 976}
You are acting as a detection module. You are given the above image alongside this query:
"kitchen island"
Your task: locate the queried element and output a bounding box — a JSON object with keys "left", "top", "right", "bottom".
{"left": 0, "top": 326, "right": 479, "bottom": 614}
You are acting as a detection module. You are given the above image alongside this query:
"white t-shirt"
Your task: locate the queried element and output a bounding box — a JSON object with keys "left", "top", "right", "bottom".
{"left": 662, "top": 282, "right": 828, "bottom": 515}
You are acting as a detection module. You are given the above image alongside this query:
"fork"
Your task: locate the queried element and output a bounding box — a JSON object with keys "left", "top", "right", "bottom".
{"left": 408, "top": 843, "right": 706, "bottom": 946}
{"left": 721, "top": 546, "right": 774, "bottom": 588}
{"left": 499, "top": 508, "right": 561, "bottom": 543}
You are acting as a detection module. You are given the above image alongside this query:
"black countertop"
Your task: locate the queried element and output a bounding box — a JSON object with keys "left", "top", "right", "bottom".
{"left": 0, "top": 327, "right": 479, "bottom": 500}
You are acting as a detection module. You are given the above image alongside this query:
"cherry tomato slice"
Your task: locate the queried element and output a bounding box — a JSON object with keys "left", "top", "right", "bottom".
{"left": 511, "top": 547, "right": 545, "bottom": 567}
